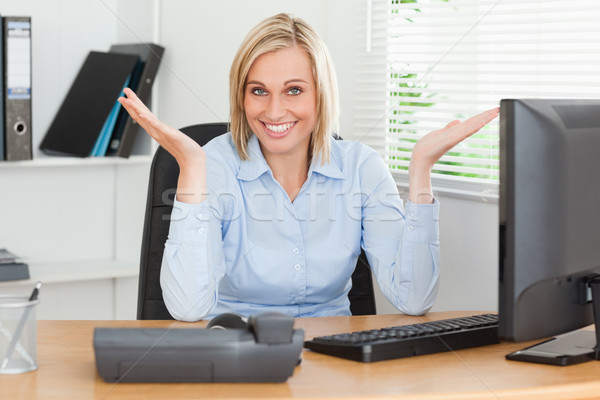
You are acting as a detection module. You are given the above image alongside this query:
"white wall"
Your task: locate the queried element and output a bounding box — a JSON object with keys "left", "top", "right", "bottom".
{"left": 375, "top": 194, "right": 498, "bottom": 314}
{"left": 436, "top": 195, "right": 498, "bottom": 312}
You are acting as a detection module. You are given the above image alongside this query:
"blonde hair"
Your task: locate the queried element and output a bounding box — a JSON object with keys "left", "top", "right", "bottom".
{"left": 229, "top": 13, "right": 339, "bottom": 163}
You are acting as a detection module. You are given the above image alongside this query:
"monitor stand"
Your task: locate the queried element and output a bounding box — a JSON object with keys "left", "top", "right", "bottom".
{"left": 506, "top": 275, "right": 600, "bottom": 366}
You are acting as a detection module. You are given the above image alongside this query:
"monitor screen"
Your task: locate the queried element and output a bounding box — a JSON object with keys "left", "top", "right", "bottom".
{"left": 498, "top": 98, "right": 600, "bottom": 365}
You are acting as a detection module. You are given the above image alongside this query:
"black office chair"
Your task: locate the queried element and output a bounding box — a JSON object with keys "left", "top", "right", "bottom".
{"left": 137, "top": 123, "right": 376, "bottom": 319}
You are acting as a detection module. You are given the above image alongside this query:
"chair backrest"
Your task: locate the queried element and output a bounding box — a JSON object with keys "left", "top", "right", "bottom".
{"left": 137, "top": 123, "right": 376, "bottom": 319}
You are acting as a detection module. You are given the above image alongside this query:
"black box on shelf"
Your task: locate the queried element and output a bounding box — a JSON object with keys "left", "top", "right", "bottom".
{"left": 0, "top": 262, "right": 30, "bottom": 281}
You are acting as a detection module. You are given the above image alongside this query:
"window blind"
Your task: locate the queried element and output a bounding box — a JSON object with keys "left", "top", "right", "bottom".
{"left": 354, "top": 0, "right": 600, "bottom": 196}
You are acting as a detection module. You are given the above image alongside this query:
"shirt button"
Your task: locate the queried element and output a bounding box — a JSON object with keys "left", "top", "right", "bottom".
{"left": 407, "top": 225, "right": 414, "bottom": 231}
{"left": 294, "top": 264, "right": 302, "bottom": 271}
{"left": 409, "top": 213, "right": 416, "bottom": 220}
{"left": 293, "top": 248, "right": 299, "bottom": 254}
{"left": 198, "top": 227, "right": 205, "bottom": 234}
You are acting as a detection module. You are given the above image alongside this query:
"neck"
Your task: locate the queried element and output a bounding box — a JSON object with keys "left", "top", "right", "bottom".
{"left": 264, "top": 151, "right": 310, "bottom": 203}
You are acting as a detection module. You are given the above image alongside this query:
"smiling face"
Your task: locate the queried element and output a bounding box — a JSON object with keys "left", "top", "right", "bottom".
{"left": 243, "top": 45, "right": 317, "bottom": 165}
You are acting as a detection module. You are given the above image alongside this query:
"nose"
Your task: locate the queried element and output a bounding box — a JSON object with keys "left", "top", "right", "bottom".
{"left": 265, "top": 95, "right": 286, "bottom": 122}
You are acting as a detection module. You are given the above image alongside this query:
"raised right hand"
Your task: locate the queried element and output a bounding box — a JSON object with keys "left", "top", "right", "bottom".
{"left": 118, "top": 88, "right": 207, "bottom": 203}
{"left": 118, "top": 88, "right": 206, "bottom": 167}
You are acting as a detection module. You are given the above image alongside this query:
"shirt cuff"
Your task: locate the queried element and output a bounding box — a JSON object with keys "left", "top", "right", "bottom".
{"left": 167, "top": 197, "right": 211, "bottom": 245}
{"left": 403, "top": 199, "right": 440, "bottom": 243}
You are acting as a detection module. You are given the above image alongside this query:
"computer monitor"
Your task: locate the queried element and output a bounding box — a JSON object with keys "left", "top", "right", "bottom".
{"left": 498, "top": 98, "right": 600, "bottom": 366}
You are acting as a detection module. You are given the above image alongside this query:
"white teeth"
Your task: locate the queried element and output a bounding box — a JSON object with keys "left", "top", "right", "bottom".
{"left": 265, "top": 122, "right": 294, "bottom": 133}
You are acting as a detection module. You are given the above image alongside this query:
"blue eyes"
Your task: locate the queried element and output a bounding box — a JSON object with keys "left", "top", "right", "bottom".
{"left": 250, "top": 87, "right": 302, "bottom": 96}
{"left": 252, "top": 88, "right": 267, "bottom": 96}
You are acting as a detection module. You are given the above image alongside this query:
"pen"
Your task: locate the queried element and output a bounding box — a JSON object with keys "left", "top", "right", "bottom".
{"left": 28, "top": 281, "right": 42, "bottom": 302}
{"left": 1, "top": 281, "right": 42, "bottom": 370}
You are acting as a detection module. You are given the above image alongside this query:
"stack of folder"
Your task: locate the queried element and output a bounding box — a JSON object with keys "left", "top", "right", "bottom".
{"left": 0, "top": 15, "right": 32, "bottom": 162}
{"left": 0, "top": 249, "right": 29, "bottom": 282}
{"left": 40, "top": 43, "right": 165, "bottom": 158}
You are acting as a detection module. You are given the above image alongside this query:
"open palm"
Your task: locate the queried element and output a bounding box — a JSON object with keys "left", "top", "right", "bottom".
{"left": 118, "top": 88, "right": 205, "bottom": 165}
{"left": 411, "top": 107, "right": 500, "bottom": 169}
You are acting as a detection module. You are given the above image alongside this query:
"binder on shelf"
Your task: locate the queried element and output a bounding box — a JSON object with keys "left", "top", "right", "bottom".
{"left": 2, "top": 16, "right": 32, "bottom": 161}
{"left": 39, "top": 51, "right": 139, "bottom": 157}
{"left": 106, "top": 43, "right": 164, "bottom": 158}
{"left": 90, "top": 75, "right": 132, "bottom": 157}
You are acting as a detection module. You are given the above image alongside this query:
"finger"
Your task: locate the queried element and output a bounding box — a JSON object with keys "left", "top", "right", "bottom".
{"left": 466, "top": 107, "right": 500, "bottom": 127}
{"left": 122, "top": 87, "right": 137, "bottom": 99}
{"left": 118, "top": 98, "right": 159, "bottom": 138}
{"left": 118, "top": 97, "right": 147, "bottom": 127}
{"left": 117, "top": 91, "right": 184, "bottom": 150}
{"left": 120, "top": 88, "right": 154, "bottom": 115}
{"left": 453, "top": 107, "right": 499, "bottom": 136}
{"left": 446, "top": 120, "right": 461, "bottom": 129}
{"left": 435, "top": 108, "right": 498, "bottom": 150}
{"left": 441, "top": 107, "right": 498, "bottom": 133}
{"left": 118, "top": 91, "right": 156, "bottom": 129}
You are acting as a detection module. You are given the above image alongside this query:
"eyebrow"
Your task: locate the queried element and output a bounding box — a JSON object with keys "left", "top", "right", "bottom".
{"left": 284, "top": 79, "right": 309, "bottom": 86}
{"left": 245, "top": 79, "right": 310, "bottom": 87}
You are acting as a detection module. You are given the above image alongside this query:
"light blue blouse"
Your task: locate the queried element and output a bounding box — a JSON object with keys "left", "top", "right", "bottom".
{"left": 160, "top": 133, "right": 440, "bottom": 321}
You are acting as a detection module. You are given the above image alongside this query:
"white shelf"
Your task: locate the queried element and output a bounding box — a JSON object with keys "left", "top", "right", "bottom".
{"left": 0, "top": 259, "right": 139, "bottom": 287}
{"left": 0, "top": 155, "right": 153, "bottom": 169}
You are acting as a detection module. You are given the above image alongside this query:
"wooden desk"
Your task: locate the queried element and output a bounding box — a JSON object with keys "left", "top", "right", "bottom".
{"left": 1, "top": 312, "right": 599, "bottom": 399}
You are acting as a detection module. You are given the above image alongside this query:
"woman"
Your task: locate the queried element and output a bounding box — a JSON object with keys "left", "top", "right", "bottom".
{"left": 119, "top": 13, "right": 498, "bottom": 321}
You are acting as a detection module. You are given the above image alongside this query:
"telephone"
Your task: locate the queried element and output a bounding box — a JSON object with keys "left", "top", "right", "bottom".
{"left": 94, "top": 312, "right": 304, "bottom": 382}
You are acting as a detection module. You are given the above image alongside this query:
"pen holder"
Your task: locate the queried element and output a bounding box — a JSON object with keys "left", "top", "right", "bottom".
{"left": 0, "top": 294, "right": 39, "bottom": 374}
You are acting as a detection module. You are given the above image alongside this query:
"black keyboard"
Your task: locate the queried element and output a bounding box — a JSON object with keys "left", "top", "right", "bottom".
{"left": 304, "top": 313, "right": 499, "bottom": 362}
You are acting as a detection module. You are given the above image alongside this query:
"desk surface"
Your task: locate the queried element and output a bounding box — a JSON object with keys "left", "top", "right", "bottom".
{"left": 1, "top": 312, "right": 599, "bottom": 400}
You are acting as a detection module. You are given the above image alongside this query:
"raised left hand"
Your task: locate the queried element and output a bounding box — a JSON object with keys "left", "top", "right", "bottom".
{"left": 411, "top": 107, "right": 499, "bottom": 171}
{"left": 408, "top": 107, "right": 499, "bottom": 203}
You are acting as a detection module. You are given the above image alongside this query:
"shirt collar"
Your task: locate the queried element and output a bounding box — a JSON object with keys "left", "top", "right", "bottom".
{"left": 237, "top": 135, "right": 270, "bottom": 181}
{"left": 236, "top": 134, "right": 345, "bottom": 181}
{"left": 309, "top": 137, "right": 345, "bottom": 180}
